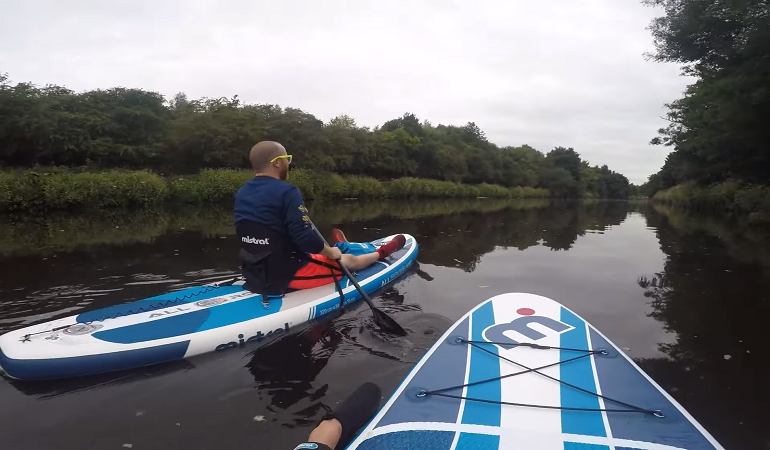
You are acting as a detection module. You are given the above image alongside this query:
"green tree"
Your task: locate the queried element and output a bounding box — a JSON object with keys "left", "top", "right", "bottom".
{"left": 0, "top": 71, "right": 633, "bottom": 197}
{"left": 539, "top": 167, "right": 578, "bottom": 198}
{"left": 580, "top": 164, "right": 603, "bottom": 198}
{"left": 499, "top": 145, "right": 544, "bottom": 187}
{"left": 367, "top": 128, "right": 419, "bottom": 178}
{"left": 644, "top": 0, "right": 770, "bottom": 188}
{"left": 546, "top": 147, "right": 583, "bottom": 183}
{"left": 322, "top": 115, "right": 370, "bottom": 173}
{"left": 381, "top": 112, "right": 423, "bottom": 137}
{"left": 602, "top": 169, "right": 631, "bottom": 199}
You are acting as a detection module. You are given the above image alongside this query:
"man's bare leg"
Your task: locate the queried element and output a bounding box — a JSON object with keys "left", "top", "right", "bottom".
{"left": 339, "top": 252, "right": 379, "bottom": 271}
{"left": 336, "top": 234, "right": 407, "bottom": 271}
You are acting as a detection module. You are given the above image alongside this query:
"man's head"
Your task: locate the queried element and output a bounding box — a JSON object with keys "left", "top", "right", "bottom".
{"left": 249, "top": 141, "right": 291, "bottom": 181}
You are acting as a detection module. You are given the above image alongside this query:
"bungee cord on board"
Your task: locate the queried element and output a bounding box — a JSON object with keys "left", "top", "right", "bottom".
{"left": 416, "top": 337, "right": 663, "bottom": 417}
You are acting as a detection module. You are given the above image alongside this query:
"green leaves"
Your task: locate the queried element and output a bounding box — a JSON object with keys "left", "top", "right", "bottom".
{"left": 653, "top": 181, "right": 770, "bottom": 225}
{"left": 644, "top": 0, "right": 770, "bottom": 198}
{"left": 0, "top": 74, "right": 631, "bottom": 199}
{"left": 0, "top": 170, "right": 168, "bottom": 211}
{"left": 644, "top": 0, "right": 769, "bottom": 75}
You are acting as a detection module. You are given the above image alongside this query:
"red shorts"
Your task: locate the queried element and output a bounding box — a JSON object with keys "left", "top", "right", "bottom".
{"left": 287, "top": 254, "right": 343, "bottom": 290}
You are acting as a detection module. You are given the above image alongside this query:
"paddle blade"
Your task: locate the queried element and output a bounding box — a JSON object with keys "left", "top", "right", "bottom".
{"left": 372, "top": 307, "right": 408, "bottom": 336}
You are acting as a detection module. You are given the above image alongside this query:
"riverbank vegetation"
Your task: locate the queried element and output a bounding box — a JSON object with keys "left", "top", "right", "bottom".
{"left": 0, "top": 168, "right": 550, "bottom": 211}
{"left": 0, "top": 72, "right": 631, "bottom": 210}
{"left": 652, "top": 182, "right": 770, "bottom": 226}
{"left": 640, "top": 0, "right": 770, "bottom": 223}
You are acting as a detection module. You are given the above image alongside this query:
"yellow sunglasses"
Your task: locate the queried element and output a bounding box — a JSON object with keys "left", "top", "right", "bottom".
{"left": 269, "top": 154, "right": 292, "bottom": 164}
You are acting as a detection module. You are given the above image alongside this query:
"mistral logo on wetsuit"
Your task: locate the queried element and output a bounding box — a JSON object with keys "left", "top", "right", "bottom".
{"left": 241, "top": 236, "right": 270, "bottom": 245}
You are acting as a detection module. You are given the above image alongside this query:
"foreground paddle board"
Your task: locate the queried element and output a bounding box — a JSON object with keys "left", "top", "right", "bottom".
{"left": 346, "top": 293, "right": 723, "bottom": 450}
{"left": 0, "top": 234, "right": 417, "bottom": 381}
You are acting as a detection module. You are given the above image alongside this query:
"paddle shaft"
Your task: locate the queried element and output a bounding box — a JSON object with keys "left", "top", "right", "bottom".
{"left": 307, "top": 219, "right": 378, "bottom": 311}
{"left": 306, "top": 218, "right": 407, "bottom": 336}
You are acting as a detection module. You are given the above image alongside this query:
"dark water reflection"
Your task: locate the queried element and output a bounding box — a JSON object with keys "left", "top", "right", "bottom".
{"left": 635, "top": 205, "right": 770, "bottom": 450}
{"left": 0, "top": 200, "right": 767, "bottom": 449}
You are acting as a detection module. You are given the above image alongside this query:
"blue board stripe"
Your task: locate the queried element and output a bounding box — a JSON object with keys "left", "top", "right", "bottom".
{"left": 461, "top": 301, "right": 500, "bottom": 427}
{"left": 197, "top": 297, "right": 282, "bottom": 331}
{"left": 93, "top": 297, "right": 283, "bottom": 344}
{"left": 564, "top": 443, "right": 610, "bottom": 450}
{"left": 455, "top": 432, "right": 499, "bottom": 449}
{"left": 376, "top": 317, "right": 471, "bottom": 428}
{"left": 560, "top": 307, "right": 606, "bottom": 437}
{"left": 0, "top": 340, "right": 190, "bottom": 381}
{"left": 589, "top": 328, "right": 717, "bottom": 449}
{"left": 76, "top": 285, "right": 244, "bottom": 323}
{"left": 355, "top": 430, "right": 453, "bottom": 450}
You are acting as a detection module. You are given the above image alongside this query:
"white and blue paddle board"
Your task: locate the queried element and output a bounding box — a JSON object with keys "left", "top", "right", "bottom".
{"left": 346, "top": 293, "right": 724, "bottom": 450}
{"left": 0, "top": 234, "right": 417, "bottom": 381}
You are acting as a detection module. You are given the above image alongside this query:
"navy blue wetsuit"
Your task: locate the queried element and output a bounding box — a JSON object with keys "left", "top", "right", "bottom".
{"left": 233, "top": 176, "right": 325, "bottom": 294}
{"left": 234, "top": 176, "right": 324, "bottom": 255}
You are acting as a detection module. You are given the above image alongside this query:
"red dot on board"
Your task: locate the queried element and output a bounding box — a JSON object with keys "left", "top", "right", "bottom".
{"left": 517, "top": 308, "right": 535, "bottom": 316}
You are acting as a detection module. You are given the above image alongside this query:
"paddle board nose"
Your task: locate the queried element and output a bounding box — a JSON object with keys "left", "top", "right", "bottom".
{"left": 344, "top": 292, "right": 725, "bottom": 450}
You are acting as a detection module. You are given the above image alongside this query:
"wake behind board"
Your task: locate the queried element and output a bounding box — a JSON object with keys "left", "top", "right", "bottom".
{"left": 346, "top": 293, "right": 724, "bottom": 450}
{"left": 0, "top": 234, "right": 417, "bottom": 381}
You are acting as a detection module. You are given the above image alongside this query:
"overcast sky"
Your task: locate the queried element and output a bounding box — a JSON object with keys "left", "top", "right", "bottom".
{"left": 0, "top": 0, "right": 693, "bottom": 183}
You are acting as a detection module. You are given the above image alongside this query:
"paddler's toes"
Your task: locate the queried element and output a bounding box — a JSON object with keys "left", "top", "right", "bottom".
{"left": 329, "top": 382, "right": 382, "bottom": 448}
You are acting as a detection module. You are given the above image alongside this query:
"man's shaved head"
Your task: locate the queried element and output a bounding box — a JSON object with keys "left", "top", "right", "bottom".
{"left": 250, "top": 141, "right": 286, "bottom": 172}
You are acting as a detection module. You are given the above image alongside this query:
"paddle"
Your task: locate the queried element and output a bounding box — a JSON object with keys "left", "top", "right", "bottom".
{"left": 308, "top": 218, "right": 408, "bottom": 337}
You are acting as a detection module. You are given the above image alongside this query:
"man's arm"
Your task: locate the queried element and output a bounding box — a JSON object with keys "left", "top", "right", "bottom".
{"left": 283, "top": 187, "right": 330, "bottom": 255}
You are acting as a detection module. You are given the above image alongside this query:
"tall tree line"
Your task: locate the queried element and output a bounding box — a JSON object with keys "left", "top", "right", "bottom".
{"left": 641, "top": 0, "right": 770, "bottom": 196}
{"left": 0, "top": 73, "right": 630, "bottom": 198}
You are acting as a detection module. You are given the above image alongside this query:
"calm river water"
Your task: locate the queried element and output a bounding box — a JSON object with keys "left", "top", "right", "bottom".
{"left": 0, "top": 200, "right": 767, "bottom": 449}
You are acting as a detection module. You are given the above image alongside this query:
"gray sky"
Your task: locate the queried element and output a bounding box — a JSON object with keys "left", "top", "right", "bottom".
{"left": 0, "top": 0, "right": 692, "bottom": 183}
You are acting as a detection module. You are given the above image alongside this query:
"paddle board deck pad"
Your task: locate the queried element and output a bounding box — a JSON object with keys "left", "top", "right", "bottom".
{"left": 0, "top": 234, "right": 417, "bottom": 381}
{"left": 346, "top": 293, "right": 724, "bottom": 450}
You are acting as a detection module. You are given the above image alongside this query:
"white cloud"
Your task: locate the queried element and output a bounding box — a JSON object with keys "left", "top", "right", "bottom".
{"left": 0, "top": 0, "right": 694, "bottom": 183}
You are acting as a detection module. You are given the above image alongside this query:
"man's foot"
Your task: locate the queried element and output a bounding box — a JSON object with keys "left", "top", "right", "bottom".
{"left": 377, "top": 235, "right": 406, "bottom": 260}
{"left": 331, "top": 228, "right": 348, "bottom": 244}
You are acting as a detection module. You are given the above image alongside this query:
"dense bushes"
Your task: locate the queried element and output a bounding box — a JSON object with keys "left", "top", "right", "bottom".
{"left": 385, "top": 177, "right": 477, "bottom": 198}
{"left": 381, "top": 178, "right": 548, "bottom": 199}
{"left": 0, "top": 73, "right": 631, "bottom": 199}
{"left": 653, "top": 181, "right": 770, "bottom": 225}
{"left": 291, "top": 171, "right": 549, "bottom": 200}
{"left": 0, "top": 169, "right": 168, "bottom": 210}
{"left": 0, "top": 168, "right": 551, "bottom": 211}
{"left": 170, "top": 169, "right": 253, "bottom": 203}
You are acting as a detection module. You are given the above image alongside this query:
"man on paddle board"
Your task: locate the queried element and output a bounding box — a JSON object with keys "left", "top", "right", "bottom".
{"left": 234, "top": 140, "right": 405, "bottom": 295}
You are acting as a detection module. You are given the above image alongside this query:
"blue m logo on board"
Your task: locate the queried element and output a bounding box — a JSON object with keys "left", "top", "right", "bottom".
{"left": 482, "top": 307, "right": 574, "bottom": 350}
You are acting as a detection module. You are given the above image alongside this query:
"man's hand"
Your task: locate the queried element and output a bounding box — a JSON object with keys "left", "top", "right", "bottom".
{"left": 321, "top": 244, "right": 342, "bottom": 261}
